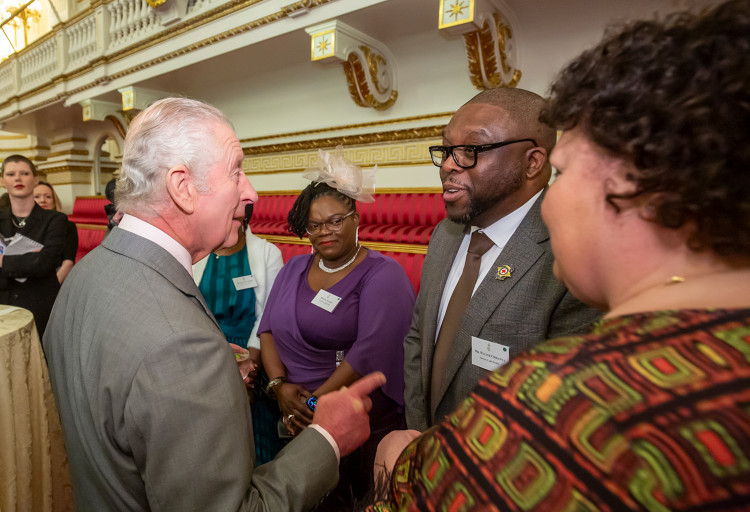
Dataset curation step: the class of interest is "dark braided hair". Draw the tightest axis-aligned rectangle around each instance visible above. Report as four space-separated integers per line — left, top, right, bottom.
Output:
287 182 356 238
541 0 750 258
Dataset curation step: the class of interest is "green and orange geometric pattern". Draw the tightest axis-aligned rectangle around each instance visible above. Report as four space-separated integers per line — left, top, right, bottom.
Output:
372 308 750 511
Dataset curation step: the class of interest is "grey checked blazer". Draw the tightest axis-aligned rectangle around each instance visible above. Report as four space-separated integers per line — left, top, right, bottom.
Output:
44 227 338 512
404 193 601 430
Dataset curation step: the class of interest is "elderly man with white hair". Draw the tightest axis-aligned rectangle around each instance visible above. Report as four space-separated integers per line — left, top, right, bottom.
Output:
44 97 384 512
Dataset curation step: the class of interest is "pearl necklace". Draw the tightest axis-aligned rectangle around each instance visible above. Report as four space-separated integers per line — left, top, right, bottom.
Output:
318 245 361 273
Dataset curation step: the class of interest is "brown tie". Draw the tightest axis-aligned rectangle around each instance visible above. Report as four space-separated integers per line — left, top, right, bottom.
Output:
430 230 495 412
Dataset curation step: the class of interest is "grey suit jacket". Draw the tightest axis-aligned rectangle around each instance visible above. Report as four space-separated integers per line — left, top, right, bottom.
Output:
404 193 601 430
43 228 338 512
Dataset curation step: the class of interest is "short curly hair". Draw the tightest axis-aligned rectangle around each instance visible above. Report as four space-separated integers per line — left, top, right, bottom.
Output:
542 0 750 258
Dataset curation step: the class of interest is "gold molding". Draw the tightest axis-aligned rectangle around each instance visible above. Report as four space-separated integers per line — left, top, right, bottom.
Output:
239 112 453 143
243 125 443 156
76 195 106 199
342 46 397 111
145 0 167 7
243 140 438 175
258 187 442 196
463 12 521 90
254 234 428 255
74 223 107 230
51 137 87 145
46 149 89 157
0 146 50 152
39 165 92 173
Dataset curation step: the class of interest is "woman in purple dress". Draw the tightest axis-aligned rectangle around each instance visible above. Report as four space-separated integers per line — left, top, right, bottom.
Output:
258 150 415 509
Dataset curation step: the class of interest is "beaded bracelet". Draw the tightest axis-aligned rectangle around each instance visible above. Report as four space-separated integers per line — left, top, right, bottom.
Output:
306 395 318 412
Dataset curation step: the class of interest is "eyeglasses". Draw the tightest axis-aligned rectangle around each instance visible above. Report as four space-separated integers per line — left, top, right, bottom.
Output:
428 138 538 169
306 210 355 235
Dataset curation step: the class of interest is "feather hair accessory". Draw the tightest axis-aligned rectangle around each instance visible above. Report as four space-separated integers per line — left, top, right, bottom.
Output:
301 145 376 203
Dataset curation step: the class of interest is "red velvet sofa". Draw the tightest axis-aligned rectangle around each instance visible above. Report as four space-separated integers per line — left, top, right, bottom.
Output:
68 196 109 262
252 190 445 291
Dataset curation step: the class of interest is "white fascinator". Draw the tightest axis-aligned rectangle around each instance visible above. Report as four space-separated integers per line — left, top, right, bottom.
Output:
302 145 377 203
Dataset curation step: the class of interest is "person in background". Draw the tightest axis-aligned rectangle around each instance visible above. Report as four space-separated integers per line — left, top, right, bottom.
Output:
258 147 415 510
43 98 385 512
34 180 79 283
0 155 66 337
368 0 750 509
192 203 286 464
404 87 600 431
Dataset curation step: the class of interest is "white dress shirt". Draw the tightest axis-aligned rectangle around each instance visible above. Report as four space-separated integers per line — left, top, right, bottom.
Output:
435 189 543 342
117 214 194 277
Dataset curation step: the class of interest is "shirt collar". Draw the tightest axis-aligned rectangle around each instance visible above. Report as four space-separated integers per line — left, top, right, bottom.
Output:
472 189 543 247
118 214 194 277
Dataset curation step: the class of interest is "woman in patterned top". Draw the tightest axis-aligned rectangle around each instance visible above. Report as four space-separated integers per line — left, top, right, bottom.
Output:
369 1 750 510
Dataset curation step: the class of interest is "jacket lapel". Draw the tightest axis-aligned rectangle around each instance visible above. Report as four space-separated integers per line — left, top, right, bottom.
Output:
421 221 467 394
102 228 221 330
432 193 550 413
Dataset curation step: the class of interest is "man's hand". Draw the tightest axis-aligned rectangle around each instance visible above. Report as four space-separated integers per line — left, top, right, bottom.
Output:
312 372 386 457
229 343 258 388
373 429 421 489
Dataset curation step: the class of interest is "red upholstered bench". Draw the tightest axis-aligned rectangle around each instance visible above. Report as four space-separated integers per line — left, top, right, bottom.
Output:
68 196 110 262
252 189 445 291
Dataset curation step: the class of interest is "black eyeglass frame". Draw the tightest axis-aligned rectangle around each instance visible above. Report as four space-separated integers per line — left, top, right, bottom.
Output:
428 138 538 169
305 210 356 236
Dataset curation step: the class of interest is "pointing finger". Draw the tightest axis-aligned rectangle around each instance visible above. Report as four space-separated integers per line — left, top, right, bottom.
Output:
348 372 386 399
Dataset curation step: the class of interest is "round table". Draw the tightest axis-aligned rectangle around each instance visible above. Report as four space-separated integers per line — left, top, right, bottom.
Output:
0 305 74 511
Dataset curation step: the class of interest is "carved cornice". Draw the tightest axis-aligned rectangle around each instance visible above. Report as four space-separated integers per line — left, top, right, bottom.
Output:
51 137 87 145
47 149 89 157
240 112 453 143
243 125 442 156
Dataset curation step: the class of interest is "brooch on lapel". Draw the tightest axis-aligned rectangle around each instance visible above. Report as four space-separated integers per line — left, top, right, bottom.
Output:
495 265 513 280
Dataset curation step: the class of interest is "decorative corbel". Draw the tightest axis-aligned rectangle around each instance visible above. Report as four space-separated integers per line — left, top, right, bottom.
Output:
80 99 122 122
117 86 166 112
438 0 521 90
304 20 398 111
146 0 189 26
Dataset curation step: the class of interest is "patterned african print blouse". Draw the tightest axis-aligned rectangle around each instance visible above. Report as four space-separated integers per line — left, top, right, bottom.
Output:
371 308 750 511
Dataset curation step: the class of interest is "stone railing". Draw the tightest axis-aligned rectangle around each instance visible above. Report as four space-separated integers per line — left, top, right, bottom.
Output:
0 0 228 103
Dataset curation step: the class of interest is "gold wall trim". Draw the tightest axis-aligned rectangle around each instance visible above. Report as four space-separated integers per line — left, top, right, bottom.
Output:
240 112 453 143
0 146 50 152
243 126 443 155
40 165 93 173
75 223 107 230
47 149 89 157
0 135 28 140
51 137 87 145
258 187 442 196
76 195 106 199
243 140 438 175
255 234 428 255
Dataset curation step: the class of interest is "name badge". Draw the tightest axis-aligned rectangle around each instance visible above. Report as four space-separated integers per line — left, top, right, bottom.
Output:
232 275 258 290
471 336 510 371
311 289 342 313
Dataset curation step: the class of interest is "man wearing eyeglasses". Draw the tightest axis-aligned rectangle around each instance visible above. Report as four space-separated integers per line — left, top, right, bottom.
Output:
404 88 600 430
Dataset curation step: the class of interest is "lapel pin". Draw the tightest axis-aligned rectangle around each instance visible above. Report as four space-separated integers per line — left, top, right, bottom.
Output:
495 265 513 280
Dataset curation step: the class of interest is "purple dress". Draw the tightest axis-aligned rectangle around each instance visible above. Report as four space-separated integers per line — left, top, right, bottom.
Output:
258 249 414 409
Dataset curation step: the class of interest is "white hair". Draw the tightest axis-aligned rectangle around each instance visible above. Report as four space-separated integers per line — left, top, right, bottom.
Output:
115 97 232 214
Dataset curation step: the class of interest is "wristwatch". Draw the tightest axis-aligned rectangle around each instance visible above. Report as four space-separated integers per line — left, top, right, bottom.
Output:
265 376 287 399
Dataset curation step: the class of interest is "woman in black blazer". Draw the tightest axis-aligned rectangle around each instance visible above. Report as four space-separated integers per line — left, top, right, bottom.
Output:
0 155 67 337
34 180 79 283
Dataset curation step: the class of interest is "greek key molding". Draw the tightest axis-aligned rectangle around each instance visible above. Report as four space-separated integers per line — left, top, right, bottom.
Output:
243 139 438 175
